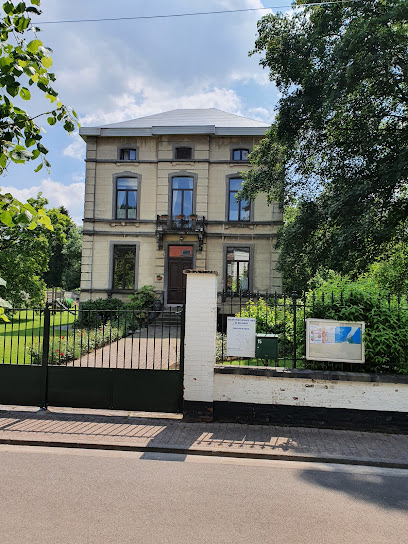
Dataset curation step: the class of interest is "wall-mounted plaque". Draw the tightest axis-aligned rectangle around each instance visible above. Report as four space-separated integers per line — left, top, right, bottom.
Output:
226 317 256 358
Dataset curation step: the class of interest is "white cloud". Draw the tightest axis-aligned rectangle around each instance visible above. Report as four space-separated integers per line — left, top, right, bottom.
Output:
1 179 85 224
247 106 274 123
63 132 85 161
80 85 245 126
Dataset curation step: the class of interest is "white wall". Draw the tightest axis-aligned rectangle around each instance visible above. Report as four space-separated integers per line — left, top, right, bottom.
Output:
214 372 408 412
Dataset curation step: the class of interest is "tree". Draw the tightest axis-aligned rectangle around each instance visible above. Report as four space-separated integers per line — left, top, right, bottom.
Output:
0 1 80 312
41 203 73 288
0 0 78 173
0 194 79 306
243 0 408 289
0 206 49 306
61 223 82 290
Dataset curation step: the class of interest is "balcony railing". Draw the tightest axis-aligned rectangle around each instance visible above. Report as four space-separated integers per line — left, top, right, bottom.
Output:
155 215 206 250
156 215 205 231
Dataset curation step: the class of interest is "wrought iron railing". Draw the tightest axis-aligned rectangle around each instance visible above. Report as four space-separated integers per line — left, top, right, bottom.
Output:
0 306 184 370
156 215 205 250
217 290 408 375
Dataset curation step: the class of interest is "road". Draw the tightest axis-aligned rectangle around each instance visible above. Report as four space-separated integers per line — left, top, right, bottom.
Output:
0 445 406 544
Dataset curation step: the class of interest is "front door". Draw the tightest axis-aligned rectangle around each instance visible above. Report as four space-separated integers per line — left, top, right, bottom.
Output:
167 245 193 304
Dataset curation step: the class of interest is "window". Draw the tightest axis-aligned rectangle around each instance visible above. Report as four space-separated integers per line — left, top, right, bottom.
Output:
228 178 250 221
119 148 137 161
116 177 137 219
232 149 249 161
174 147 192 160
171 176 194 217
112 245 136 290
226 247 250 292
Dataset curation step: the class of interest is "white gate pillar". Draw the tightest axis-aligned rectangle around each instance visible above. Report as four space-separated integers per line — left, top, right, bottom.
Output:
183 270 218 421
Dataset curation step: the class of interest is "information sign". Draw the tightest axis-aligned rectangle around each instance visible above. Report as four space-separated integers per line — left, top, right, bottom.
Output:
306 319 365 363
226 317 256 358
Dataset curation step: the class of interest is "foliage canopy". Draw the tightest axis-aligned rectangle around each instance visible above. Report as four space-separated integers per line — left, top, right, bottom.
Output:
0 0 78 174
243 0 408 289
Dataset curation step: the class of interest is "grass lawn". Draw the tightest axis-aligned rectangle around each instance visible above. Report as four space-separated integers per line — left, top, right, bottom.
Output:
216 358 301 369
0 310 76 365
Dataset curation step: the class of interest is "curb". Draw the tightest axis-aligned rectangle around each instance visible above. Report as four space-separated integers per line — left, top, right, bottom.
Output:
1 438 407 470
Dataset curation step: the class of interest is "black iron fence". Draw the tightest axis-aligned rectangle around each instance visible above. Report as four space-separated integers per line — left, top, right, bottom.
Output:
217 290 408 375
0 305 184 370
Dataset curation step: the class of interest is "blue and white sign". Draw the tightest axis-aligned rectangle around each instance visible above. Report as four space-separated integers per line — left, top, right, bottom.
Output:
306 319 365 363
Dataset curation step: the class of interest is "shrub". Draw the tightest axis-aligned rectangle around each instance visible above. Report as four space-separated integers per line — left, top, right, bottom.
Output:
237 297 294 359
125 286 161 329
76 298 125 328
303 272 408 374
127 285 158 310
28 319 126 365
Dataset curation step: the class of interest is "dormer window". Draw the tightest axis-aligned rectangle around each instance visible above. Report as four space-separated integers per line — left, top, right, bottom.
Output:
119 148 137 161
174 146 193 160
232 149 249 161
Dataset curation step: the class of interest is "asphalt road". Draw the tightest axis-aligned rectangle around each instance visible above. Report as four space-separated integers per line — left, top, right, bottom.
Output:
0 445 406 544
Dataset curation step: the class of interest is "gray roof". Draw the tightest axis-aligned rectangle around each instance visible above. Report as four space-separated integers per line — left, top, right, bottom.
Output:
79 108 270 138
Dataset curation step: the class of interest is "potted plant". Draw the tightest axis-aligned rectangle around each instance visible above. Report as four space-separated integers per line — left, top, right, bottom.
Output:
189 213 198 220
176 213 185 220
158 214 168 220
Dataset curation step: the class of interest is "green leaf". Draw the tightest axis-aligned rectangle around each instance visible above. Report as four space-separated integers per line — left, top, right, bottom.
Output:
6 84 19 97
25 137 36 147
34 162 43 172
47 116 56 126
41 56 53 69
26 7 42 15
19 87 31 100
45 92 57 103
0 210 13 226
26 39 43 54
3 2 14 15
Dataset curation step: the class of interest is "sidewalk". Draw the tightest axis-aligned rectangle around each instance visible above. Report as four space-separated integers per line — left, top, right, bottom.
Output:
0 405 407 469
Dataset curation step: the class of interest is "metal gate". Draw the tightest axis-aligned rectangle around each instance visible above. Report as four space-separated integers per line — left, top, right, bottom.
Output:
0 305 184 413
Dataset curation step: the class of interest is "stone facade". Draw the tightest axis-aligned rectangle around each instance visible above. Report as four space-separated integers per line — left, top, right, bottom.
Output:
79 110 282 303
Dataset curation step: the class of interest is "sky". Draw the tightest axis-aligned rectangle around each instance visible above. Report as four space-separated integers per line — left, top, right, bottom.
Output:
1 0 290 223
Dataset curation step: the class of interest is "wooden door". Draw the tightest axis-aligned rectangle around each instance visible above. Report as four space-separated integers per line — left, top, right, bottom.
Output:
167 246 193 304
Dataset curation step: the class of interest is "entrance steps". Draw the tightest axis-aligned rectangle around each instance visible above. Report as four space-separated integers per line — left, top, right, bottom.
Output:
157 308 183 326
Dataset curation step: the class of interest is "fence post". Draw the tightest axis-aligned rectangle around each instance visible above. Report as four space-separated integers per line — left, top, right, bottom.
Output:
40 303 51 409
292 291 298 369
183 270 218 422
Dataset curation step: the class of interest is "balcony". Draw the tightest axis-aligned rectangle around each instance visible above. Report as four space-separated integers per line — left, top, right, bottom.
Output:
155 215 206 251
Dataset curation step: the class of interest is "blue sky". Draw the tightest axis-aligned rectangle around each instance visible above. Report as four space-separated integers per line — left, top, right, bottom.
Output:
1 0 289 223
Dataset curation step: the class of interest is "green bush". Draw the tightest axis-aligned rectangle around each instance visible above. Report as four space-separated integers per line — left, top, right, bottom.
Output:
125 286 160 330
28 320 126 365
303 273 408 374
237 297 294 359
235 274 408 375
76 298 125 328
127 285 157 310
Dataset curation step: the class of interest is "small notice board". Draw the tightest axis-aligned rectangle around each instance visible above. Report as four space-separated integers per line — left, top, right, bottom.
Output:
226 317 256 358
306 319 365 363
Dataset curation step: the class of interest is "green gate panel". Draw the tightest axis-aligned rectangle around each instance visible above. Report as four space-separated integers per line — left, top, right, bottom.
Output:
0 365 44 406
112 370 183 413
47 367 183 413
48 367 112 409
